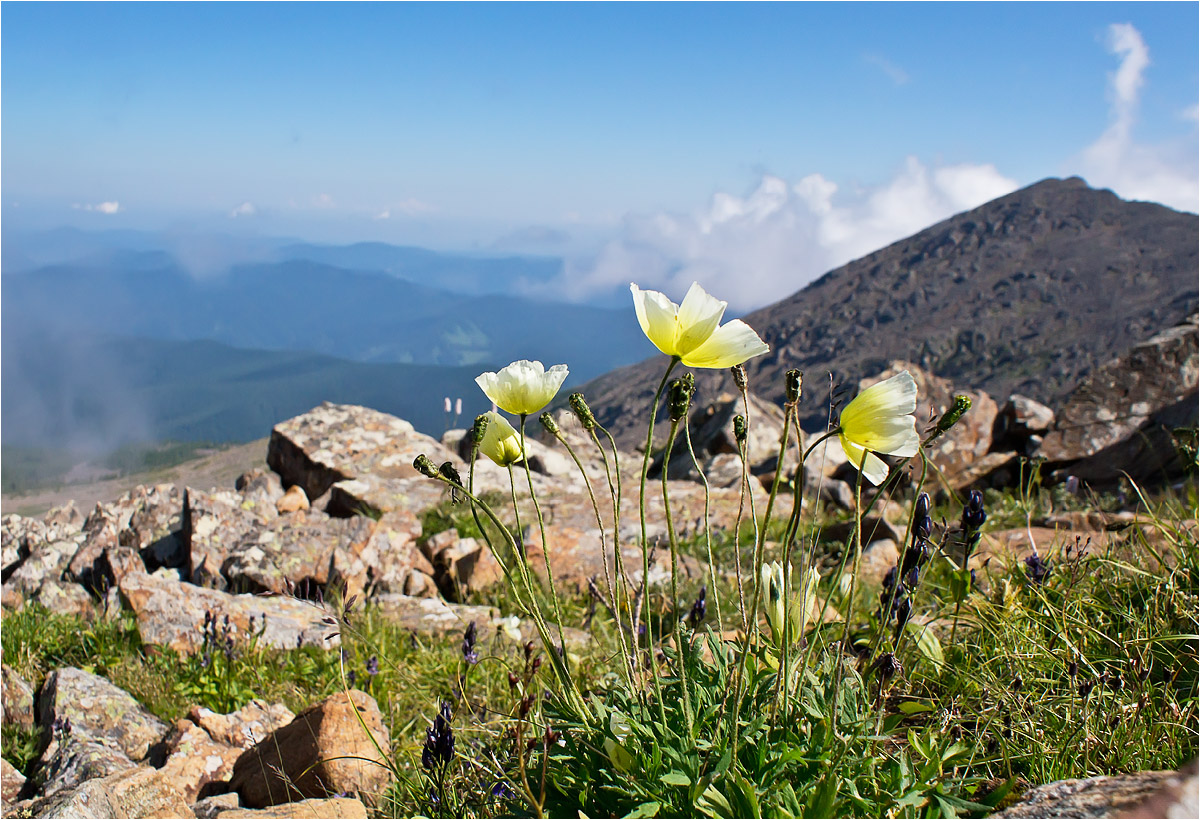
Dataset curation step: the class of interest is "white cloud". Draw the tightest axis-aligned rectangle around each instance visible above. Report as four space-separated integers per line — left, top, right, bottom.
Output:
557 158 1017 312
374 209 391 220
1076 23 1198 213
313 192 335 208
72 201 121 214
863 53 910 86
393 197 436 215
229 201 257 218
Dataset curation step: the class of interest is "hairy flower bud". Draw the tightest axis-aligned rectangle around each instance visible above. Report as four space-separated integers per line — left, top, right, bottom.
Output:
568 392 597 430
733 414 748 444
539 412 561 437
785 369 803 405
668 377 692 421
471 413 490 445
935 395 972 436
413 454 439 479
731 364 748 391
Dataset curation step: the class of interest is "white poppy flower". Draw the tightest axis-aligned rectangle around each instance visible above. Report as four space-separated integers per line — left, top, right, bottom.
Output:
630 282 769 368
838 370 920 486
477 411 524 467
475 359 569 416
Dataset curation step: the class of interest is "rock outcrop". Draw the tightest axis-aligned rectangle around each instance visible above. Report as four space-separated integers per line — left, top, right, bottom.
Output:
227 690 391 808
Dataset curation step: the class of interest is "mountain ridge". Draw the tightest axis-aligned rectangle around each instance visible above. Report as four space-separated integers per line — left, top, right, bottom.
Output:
572 177 1199 445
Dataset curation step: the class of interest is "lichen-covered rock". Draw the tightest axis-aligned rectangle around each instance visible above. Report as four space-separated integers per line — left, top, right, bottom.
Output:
193 793 242 819
183 489 268 589
992 394 1056 455
228 690 391 809
353 510 434 597
32 578 96 618
2 664 36 729
36 735 135 799
118 569 337 655
993 767 1193 818
220 510 373 597
38 667 169 762
187 701 295 751
157 720 243 804
1040 314 1198 463
267 402 459 505
214 797 368 818
370 593 500 638
236 469 285 510
1053 390 1199 487
23 765 194 819
2 756 26 806
275 485 310 514
2 530 86 606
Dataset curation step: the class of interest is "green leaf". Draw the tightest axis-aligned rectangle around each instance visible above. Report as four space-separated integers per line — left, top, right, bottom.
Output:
898 700 935 715
625 801 661 818
661 772 691 787
906 621 945 668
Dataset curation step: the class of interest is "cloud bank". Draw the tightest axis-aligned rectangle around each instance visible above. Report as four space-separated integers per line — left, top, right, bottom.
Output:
72 201 121 214
1076 23 1198 214
558 158 1018 312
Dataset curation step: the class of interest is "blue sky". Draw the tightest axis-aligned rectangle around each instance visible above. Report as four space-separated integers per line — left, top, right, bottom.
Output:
2 2 1197 308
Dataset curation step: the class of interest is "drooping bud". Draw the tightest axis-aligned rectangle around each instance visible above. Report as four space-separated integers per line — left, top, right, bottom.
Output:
439 462 463 486
785 369 802 405
568 392 597 430
730 364 748 391
733 414 748 444
539 412 560 437
471 413 490 445
413 454 439 479
934 395 972 436
668 377 692 422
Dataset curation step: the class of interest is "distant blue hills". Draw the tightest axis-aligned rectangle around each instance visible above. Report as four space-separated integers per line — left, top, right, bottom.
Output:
1 229 650 450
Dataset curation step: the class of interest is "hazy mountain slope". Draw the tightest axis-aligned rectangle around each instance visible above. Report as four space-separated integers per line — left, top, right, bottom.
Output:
573 177 1199 445
276 241 562 295
1 329 492 448
1 256 647 374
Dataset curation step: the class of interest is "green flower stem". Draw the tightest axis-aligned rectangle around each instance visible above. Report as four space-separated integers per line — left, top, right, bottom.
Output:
776 426 842 721
638 356 680 715
661 416 696 735
592 425 634 634
441 470 589 721
683 417 722 634
729 405 794 763
520 414 569 667
734 384 758 632
829 451 869 728
552 428 635 690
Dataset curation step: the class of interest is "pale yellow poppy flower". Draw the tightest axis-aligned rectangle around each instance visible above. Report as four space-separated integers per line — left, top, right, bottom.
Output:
477 411 525 467
630 282 769 368
838 370 920 486
475 359 569 416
